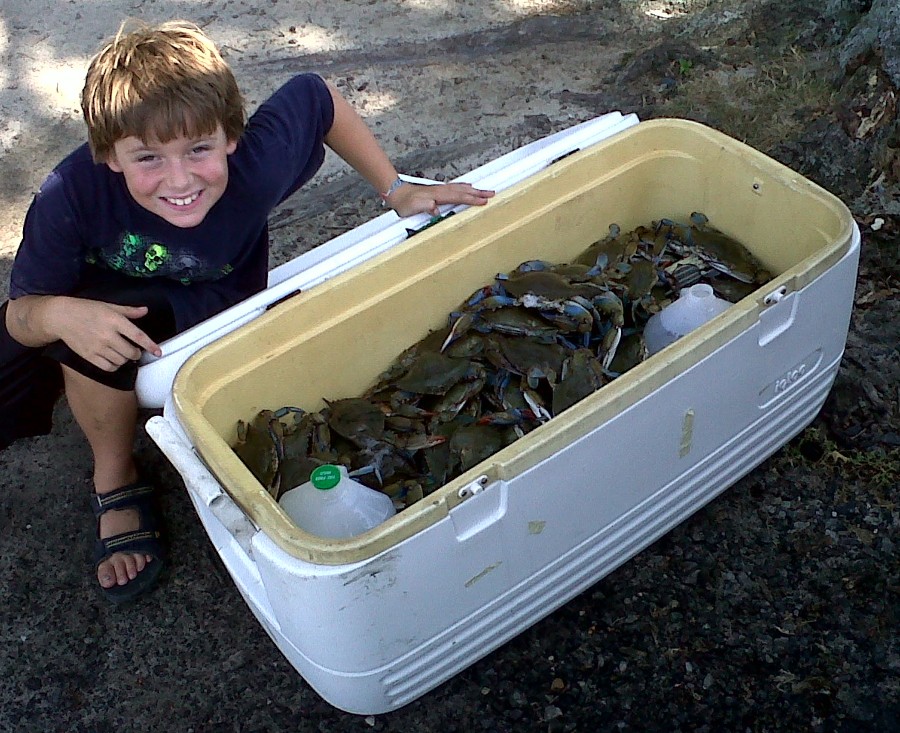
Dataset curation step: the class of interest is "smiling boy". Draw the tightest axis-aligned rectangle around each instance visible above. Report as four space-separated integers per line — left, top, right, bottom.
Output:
108 128 238 229
0 21 492 603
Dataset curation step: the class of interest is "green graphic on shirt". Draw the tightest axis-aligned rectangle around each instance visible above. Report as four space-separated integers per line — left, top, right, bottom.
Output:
86 231 234 285
122 232 142 257
144 243 169 271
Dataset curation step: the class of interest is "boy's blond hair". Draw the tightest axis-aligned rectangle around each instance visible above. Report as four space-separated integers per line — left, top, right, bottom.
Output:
82 20 245 162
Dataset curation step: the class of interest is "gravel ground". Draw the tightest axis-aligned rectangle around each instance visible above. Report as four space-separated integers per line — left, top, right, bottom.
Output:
0 1 897 731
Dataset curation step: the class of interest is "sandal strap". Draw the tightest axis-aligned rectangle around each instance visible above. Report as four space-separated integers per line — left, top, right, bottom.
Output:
90 481 155 517
96 529 163 560
93 481 165 566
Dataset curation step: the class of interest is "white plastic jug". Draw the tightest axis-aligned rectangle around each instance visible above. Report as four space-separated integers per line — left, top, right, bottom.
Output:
643 283 732 355
278 464 396 538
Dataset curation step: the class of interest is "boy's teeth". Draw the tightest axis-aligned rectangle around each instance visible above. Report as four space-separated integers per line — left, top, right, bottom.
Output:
167 193 199 206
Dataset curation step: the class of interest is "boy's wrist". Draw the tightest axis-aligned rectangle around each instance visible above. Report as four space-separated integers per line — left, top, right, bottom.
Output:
380 177 407 205
38 295 69 343
7 293 62 347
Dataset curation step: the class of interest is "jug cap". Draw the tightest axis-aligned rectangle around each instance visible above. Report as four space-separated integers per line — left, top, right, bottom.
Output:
311 464 341 490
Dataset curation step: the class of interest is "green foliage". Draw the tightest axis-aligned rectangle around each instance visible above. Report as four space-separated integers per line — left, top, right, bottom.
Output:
786 425 900 492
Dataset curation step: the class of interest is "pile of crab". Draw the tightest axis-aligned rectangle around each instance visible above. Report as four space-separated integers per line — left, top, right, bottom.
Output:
233 213 771 509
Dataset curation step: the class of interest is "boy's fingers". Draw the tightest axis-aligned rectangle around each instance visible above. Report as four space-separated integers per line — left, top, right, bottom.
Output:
389 182 495 218
110 303 163 357
432 182 495 205
123 326 162 358
112 303 150 318
98 338 142 368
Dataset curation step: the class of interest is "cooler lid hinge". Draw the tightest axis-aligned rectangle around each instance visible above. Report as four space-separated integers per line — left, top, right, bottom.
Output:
458 475 489 500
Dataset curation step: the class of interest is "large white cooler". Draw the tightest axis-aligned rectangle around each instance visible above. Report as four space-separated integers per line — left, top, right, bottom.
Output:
146 117 860 715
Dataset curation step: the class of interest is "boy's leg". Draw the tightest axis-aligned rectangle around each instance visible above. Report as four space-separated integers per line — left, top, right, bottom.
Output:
61 366 151 589
43 279 177 595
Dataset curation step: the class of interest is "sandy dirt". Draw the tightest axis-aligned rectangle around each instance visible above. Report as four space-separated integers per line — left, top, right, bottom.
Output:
0 0 634 283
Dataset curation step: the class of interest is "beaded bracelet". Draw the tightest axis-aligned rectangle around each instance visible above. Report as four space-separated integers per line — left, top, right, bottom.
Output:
380 177 407 203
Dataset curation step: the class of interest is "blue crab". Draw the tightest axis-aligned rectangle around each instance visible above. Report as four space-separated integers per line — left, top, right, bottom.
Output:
395 352 474 395
233 409 282 497
234 213 772 513
552 348 607 416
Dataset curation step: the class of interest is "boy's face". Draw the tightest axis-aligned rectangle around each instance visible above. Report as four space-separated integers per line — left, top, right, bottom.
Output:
106 124 238 228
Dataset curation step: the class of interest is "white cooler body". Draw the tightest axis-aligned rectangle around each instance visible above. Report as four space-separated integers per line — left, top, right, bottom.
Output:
146 116 860 715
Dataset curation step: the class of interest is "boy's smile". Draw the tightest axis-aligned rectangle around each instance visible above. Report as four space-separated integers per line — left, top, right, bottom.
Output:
106 125 237 228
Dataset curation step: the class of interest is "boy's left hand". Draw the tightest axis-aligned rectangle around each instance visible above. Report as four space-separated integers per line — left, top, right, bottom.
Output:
385 181 494 218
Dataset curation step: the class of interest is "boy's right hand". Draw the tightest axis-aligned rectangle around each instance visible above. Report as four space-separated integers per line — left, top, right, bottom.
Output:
52 298 163 371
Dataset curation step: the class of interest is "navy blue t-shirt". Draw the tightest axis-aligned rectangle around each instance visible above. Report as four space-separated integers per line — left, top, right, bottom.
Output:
9 73 335 330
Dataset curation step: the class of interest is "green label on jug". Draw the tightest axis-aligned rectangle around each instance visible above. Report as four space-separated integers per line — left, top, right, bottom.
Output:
311 464 341 490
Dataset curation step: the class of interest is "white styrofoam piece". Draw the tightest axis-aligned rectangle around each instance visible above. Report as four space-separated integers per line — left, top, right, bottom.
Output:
135 112 639 408
148 223 860 714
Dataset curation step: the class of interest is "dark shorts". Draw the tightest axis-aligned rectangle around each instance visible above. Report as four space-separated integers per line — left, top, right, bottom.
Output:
0 281 178 451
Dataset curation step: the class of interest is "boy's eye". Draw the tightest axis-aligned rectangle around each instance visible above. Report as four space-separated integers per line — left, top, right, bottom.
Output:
136 154 158 163
191 144 212 154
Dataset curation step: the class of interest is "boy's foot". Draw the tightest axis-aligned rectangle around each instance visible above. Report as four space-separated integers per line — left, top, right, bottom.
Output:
97 504 153 588
91 481 165 603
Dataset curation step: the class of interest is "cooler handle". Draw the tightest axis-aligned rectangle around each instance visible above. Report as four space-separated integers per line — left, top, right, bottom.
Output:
146 416 284 633
145 416 259 554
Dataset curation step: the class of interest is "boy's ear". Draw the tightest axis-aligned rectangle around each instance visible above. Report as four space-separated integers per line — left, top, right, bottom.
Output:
106 155 124 174
226 138 238 155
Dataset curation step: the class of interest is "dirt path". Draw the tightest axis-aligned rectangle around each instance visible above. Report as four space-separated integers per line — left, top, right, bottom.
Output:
0 1 635 284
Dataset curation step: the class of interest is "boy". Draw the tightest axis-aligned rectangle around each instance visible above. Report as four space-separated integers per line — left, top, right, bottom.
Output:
0 21 493 603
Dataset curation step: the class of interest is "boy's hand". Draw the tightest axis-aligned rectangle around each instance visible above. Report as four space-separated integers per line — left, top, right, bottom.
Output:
323 82 494 218
51 298 163 371
384 181 495 218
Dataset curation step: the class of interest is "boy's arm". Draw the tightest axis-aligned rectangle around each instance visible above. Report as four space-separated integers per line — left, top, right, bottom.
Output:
6 294 162 371
323 82 494 217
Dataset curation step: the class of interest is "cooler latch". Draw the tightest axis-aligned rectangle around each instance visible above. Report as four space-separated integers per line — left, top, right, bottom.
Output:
451 475 506 542
758 286 797 346
458 475 489 500
763 285 787 305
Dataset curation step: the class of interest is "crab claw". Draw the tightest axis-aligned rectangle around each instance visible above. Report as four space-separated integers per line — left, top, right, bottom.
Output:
600 326 622 370
441 311 475 352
